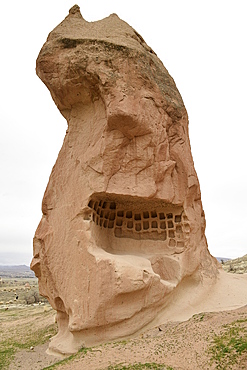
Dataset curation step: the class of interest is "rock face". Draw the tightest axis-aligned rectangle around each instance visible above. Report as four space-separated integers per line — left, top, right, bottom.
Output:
31 5 219 355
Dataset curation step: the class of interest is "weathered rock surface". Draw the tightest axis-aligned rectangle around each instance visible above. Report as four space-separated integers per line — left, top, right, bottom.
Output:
31 5 219 355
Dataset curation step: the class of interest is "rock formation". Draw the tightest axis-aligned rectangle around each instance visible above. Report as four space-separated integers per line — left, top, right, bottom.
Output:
31 5 219 355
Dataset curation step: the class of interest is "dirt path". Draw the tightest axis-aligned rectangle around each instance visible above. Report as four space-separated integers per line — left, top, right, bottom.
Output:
0 305 59 369
5 305 247 370
8 342 59 370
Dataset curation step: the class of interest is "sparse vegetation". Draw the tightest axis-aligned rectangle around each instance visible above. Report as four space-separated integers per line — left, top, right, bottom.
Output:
209 318 247 369
107 364 172 369
1 265 247 369
0 345 15 370
2 305 247 369
192 312 205 322
0 275 48 306
0 307 57 369
222 254 247 274
42 347 91 370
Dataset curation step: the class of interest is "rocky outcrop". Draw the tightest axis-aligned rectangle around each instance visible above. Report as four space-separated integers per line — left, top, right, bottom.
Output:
222 255 247 274
31 5 219 355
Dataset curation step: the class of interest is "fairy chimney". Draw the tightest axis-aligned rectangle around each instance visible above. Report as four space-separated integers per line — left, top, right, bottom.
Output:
31 5 219 355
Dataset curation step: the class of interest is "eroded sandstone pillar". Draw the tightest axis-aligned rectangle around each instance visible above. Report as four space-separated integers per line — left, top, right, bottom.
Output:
31 5 218 355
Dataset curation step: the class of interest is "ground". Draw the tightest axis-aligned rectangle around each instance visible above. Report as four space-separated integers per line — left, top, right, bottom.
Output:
1 268 247 369
1 300 247 369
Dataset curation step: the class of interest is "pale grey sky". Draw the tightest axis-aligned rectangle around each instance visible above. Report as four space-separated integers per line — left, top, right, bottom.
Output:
1 0 246 265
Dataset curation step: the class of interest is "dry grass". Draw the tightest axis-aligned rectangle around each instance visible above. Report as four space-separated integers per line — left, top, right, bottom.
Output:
1 267 247 369
222 254 247 274
2 303 246 370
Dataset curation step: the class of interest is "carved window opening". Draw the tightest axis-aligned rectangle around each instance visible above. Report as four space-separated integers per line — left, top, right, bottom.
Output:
87 196 189 246
143 221 149 230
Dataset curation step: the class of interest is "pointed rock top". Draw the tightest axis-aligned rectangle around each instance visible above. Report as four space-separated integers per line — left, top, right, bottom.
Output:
69 4 81 15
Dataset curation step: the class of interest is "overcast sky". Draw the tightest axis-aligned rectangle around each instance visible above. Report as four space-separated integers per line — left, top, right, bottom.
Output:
1 1 246 265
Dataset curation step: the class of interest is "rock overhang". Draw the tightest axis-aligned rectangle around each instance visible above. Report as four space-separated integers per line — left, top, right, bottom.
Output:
37 5 185 122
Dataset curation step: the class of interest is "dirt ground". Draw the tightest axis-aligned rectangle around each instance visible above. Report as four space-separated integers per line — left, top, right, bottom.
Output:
2 304 247 370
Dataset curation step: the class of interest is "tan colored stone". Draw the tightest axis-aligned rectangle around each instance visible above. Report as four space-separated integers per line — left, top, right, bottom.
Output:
31 5 219 355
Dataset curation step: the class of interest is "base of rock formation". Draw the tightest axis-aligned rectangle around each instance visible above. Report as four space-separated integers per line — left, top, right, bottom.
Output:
46 269 247 356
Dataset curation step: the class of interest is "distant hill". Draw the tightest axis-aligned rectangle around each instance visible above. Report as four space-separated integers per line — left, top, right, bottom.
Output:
0 265 35 278
221 254 247 274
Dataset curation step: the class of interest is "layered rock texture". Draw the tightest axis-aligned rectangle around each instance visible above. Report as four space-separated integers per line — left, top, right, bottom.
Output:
31 5 219 355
